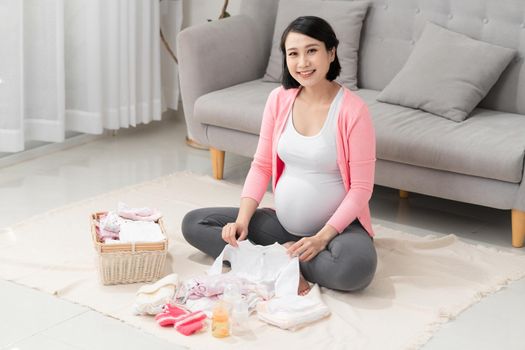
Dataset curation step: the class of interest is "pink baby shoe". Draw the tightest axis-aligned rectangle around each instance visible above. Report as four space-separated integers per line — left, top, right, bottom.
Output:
154 304 188 327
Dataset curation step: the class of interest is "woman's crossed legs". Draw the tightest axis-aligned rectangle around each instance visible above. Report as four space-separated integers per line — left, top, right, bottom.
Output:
181 207 377 294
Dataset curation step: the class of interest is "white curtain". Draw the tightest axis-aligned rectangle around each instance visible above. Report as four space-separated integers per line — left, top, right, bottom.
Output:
0 0 182 153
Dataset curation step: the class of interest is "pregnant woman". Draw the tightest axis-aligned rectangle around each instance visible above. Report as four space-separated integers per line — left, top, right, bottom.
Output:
182 16 377 295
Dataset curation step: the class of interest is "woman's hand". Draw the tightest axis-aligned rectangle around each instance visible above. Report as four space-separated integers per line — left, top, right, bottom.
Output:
222 197 258 247
287 225 339 262
221 221 248 247
286 235 327 262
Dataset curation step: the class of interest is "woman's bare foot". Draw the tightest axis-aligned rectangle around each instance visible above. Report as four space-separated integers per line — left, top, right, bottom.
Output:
282 241 311 296
298 273 311 296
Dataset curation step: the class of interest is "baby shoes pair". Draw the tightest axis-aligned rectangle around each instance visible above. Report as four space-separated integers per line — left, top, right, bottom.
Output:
155 304 207 336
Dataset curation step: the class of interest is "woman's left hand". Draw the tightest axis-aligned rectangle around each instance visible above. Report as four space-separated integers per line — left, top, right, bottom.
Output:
286 225 339 262
286 235 327 262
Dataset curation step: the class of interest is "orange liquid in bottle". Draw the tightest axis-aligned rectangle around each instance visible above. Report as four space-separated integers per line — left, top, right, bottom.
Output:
212 301 230 338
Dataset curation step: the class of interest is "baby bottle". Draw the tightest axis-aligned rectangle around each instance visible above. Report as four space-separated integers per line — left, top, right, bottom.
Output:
222 282 241 311
231 299 250 336
212 300 230 338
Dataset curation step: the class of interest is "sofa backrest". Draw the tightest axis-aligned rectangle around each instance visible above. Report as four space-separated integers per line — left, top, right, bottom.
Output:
357 0 525 115
241 0 525 115
240 0 280 76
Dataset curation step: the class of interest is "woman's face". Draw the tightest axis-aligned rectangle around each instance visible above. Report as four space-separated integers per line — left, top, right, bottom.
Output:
284 32 335 88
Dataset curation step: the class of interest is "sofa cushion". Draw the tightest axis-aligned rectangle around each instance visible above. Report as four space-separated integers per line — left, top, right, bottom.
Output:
195 80 280 135
262 0 369 90
357 89 525 183
356 0 525 117
376 22 516 122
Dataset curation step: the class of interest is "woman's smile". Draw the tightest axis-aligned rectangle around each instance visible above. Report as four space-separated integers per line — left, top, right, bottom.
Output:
297 69 316 78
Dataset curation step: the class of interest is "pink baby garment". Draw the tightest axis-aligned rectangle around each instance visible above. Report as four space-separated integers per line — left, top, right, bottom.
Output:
186 274 252 299
118 202 162 222
95 212 124 242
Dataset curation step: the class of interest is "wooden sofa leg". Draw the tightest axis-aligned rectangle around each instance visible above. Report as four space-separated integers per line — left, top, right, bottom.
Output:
511 209 525 248
210 147 225 180
185 136 209 150
399 190 409 199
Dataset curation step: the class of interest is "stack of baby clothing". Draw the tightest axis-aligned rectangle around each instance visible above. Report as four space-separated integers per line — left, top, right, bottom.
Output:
95 202 163 243
177 241 331 330
132 241 331 337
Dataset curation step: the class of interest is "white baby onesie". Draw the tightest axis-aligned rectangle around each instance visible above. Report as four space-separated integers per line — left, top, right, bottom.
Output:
208 240 300 298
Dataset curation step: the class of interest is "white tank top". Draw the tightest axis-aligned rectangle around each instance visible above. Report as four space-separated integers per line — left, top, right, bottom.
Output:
275 88 346 236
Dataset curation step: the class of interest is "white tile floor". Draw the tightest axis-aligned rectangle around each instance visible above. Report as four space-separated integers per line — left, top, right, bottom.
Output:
0 109 524 350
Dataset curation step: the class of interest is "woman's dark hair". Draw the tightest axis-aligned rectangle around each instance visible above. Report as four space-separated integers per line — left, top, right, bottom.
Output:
280 16 341 89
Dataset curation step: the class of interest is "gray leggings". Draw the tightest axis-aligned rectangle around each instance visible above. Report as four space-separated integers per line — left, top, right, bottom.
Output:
181 207 377 292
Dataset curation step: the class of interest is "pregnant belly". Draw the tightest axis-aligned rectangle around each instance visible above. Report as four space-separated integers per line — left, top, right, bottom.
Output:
274 170 345 236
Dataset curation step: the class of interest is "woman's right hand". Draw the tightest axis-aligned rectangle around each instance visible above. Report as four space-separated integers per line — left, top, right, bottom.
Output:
221 221 248 247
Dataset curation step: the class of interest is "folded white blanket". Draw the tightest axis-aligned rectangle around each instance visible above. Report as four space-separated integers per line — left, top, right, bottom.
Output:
133 273 179 315
256 284 330 330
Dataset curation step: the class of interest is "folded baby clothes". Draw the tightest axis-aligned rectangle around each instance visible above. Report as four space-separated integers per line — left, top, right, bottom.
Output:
133 273 179 315
119 221 164 243
256 284 330 330
187 273 254 299
99 212 124 233
118 202 162 222
95 226 119 242
95 212 124 242
179 274 263 317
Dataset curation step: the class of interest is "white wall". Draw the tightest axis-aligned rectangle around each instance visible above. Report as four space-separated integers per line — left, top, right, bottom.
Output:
182 0 242 28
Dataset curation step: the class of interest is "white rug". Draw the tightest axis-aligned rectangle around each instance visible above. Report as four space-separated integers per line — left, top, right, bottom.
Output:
1 172 525 350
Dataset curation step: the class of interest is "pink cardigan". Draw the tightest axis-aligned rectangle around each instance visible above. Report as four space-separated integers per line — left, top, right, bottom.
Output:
241 86 376 236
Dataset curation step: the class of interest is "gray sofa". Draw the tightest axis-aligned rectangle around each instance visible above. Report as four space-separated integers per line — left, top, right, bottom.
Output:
177 0 525 247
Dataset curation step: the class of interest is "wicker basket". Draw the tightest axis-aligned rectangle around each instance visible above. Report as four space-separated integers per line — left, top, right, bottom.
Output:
91 212 168 285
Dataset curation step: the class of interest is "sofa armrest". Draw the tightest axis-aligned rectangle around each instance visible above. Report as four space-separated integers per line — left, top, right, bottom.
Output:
177 15 267 144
